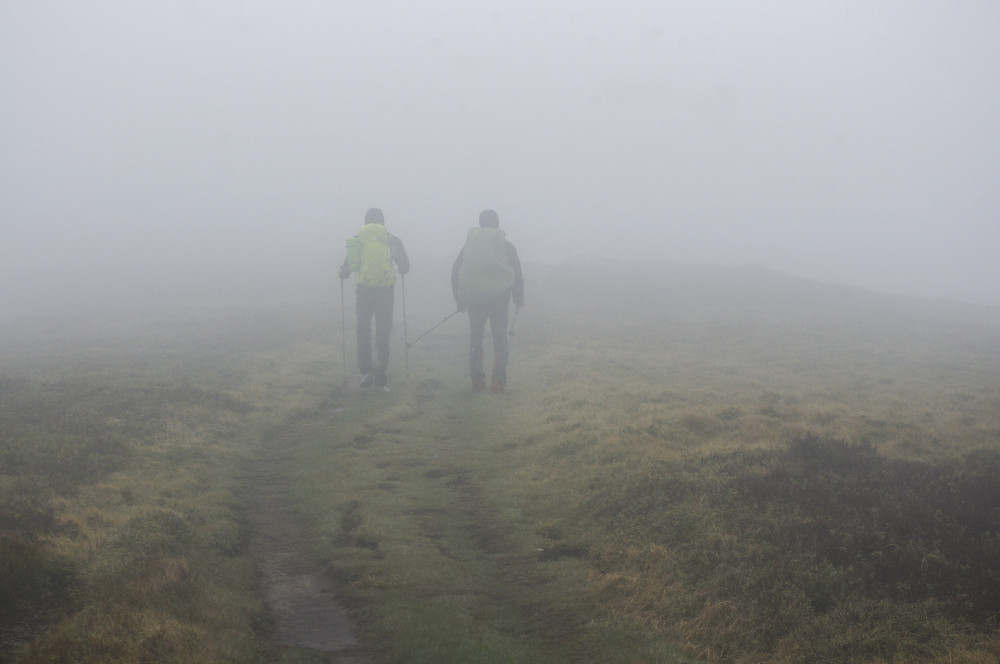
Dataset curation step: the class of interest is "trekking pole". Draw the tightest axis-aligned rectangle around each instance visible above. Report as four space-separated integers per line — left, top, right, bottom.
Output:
401 274 410 381
508 307 519 337
407 308 461 348
339 277 348 386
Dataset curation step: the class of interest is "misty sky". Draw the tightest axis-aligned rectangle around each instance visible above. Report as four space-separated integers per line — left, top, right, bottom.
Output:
2 1 999 310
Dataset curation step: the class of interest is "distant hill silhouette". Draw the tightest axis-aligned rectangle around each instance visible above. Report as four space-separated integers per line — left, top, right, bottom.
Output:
532 256 1000 329
5 250 998 336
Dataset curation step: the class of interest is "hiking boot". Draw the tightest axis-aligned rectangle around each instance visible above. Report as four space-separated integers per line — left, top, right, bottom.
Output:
359 373 375 388
472 379 486 392
491 382 504 394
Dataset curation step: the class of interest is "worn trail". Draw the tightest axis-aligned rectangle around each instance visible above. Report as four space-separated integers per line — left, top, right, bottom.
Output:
240 400 372 663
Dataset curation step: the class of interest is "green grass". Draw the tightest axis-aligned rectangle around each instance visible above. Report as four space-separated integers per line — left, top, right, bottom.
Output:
0 307 339 662
280 301 1000 662
281 380 695 663
3 273 1000 662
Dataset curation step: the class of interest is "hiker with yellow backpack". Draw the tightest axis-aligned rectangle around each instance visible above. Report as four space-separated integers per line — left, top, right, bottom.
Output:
339 207 410 389
452 209 524 393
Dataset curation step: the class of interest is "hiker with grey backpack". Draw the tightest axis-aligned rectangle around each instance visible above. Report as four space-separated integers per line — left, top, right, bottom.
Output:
452 209 524 393
339 207 410 390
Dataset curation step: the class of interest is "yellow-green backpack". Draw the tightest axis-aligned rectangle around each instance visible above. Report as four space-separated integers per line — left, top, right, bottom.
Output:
350 224 395 287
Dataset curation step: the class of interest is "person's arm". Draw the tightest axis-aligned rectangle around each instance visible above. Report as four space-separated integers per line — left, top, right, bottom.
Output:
340 234 359 279
390 235 410 275
508 242 524 308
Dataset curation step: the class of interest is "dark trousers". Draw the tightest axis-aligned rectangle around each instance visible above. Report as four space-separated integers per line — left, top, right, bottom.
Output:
356 285 394 386
468 298 509 386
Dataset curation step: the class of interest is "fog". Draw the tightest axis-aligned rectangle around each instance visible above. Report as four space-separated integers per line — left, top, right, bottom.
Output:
3 1 999 317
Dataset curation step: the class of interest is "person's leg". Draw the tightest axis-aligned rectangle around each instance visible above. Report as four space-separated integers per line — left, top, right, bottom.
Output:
467 306 489 390
488 300 510 390
355 287 375 381
373 287 395 387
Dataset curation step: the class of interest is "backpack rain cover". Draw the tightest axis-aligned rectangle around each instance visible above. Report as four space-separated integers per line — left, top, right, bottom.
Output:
457 227 514 305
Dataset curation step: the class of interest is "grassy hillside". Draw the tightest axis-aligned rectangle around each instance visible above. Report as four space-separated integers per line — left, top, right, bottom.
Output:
305 260 1000 663
2 260 999 662
0 306 340 662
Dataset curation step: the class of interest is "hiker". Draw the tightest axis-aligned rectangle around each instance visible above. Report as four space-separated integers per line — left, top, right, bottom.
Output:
451 209 524 393
339 207 410 389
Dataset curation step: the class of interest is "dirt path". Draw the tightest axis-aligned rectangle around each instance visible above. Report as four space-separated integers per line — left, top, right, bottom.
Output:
240 400 374 663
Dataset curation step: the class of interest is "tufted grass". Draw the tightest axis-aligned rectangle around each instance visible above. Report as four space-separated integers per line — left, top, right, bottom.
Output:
284 289 1000 662
2 269 1000 663
0 307 339 663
